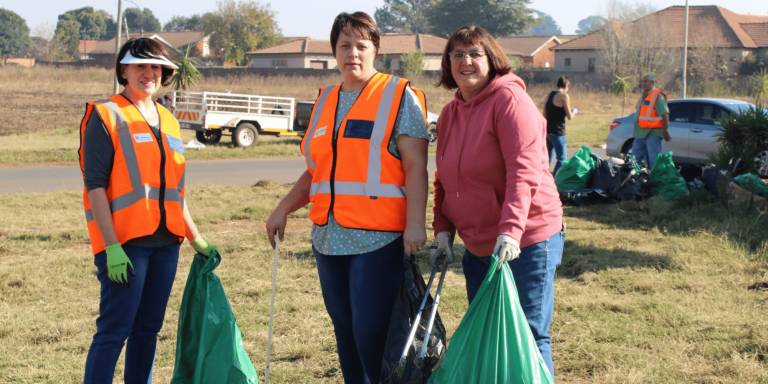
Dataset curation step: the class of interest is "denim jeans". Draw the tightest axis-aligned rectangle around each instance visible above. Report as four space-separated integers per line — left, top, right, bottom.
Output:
314 237 404 384
84 243 180 384
547 134 568 176
631 133 663 169
462 230 564 379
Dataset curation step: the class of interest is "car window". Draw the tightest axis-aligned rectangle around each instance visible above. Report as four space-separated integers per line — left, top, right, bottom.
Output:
668 102 694 123
694 103 730 126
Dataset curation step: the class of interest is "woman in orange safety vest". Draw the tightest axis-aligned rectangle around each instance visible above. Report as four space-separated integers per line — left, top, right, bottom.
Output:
78 38 217 383
266 12 430 383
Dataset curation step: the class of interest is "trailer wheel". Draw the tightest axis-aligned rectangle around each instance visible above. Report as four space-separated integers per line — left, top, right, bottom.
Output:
427 123 437 146
233 123 258 147
196 129 222 143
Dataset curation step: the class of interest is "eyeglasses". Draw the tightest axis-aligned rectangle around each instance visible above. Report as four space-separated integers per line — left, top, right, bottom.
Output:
449 50 486 62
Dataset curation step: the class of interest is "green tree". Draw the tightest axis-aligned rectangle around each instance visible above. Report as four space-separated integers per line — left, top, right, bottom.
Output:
400 50 425 79
52 17 80 60
164 14 206 32
58 7 108 40
374 0 434 33
530 11 561 35
610 75 634 115
575 15 606 34
427 0 537 37
752 68 768 105
206 0 282 66
0 8 31 62
124 8 162 34
98 10 117 40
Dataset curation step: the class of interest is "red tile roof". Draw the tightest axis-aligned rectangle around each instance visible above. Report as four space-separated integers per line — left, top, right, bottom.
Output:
78 40 99 54
740 23 768 47
496 36 559 56
248 34 455 55
89 32 208 54
554 6 768 51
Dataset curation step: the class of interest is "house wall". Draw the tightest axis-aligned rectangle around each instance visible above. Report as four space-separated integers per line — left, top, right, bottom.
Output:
3 58 35 67
250 54 337 69
532 40 558 68
554 50 600 72
375 55 442 71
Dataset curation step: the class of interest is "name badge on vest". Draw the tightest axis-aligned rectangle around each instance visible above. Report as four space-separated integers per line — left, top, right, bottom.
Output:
133 133 154 143
314 126 327 138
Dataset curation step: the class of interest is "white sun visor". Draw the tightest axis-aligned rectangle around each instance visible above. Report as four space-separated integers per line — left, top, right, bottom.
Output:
120 51 179 70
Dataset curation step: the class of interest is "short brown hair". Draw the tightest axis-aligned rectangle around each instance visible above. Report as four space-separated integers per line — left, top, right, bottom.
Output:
330 12 380 57
115 38 175 87
436 25 512 90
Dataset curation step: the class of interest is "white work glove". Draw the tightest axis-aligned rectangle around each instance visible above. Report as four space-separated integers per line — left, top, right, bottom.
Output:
493 234 520 270
429 232 454 267
572 108 578 115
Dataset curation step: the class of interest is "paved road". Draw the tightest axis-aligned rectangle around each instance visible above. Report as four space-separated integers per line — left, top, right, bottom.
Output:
0 148 606 194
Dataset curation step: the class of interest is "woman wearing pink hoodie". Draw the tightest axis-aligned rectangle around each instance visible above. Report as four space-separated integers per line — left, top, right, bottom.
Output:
428 25 564 378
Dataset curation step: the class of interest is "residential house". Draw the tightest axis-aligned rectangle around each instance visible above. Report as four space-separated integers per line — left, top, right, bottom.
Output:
551 6 768 73
248 33 487 71
81 31 211 67
496 35 564 68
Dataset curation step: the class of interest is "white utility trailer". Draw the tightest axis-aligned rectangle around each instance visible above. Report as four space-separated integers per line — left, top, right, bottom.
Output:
172 90 304 147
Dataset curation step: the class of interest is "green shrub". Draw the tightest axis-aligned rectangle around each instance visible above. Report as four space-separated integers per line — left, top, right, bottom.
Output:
400 50 425 80
710 104 768 175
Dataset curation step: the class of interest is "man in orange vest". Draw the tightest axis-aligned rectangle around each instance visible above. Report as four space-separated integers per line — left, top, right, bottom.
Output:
632 73 669 168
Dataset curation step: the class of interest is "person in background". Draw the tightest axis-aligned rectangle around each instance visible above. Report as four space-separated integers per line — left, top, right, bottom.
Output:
541 76 575 176
79 37 217 383
428 24 564 378
265 11 429 384
157 94 174 112
632 73 669 168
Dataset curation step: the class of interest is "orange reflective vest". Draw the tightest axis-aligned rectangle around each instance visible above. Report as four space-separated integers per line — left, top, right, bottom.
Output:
301 73 427 231
78 94 189 255
636 88 668 129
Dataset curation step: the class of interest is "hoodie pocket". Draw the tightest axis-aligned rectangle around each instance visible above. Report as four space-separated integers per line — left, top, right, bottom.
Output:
442 187 502 236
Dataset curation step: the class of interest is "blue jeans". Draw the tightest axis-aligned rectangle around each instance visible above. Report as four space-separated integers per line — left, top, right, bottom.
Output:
314 237 405 384
547 134 567 176
631 133 662 169
84 243 180 384
462 230 564 379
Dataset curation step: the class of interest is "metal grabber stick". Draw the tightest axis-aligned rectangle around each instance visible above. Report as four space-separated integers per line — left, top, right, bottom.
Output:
265 232 279 384
394 249 446 377
415 251 449 368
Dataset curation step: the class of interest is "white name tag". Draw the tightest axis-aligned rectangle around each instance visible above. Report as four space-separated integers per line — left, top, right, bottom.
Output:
133 133 154 143
314 126 327 138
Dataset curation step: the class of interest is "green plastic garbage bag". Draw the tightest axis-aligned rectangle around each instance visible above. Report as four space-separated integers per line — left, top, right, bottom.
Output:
427 255 554 384
649 152 689 200
555 145 596 192
171 251 258 384
733 174 768 198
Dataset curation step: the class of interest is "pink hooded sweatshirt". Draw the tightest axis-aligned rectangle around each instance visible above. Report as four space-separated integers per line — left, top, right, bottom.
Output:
432 73 563 256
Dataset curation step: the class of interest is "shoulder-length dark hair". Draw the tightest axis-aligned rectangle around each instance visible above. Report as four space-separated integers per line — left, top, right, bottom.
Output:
330 12 380 57
115 38 175 87
436 25 512 90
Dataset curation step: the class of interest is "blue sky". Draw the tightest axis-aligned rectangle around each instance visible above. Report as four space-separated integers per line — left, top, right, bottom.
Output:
10 0 768 39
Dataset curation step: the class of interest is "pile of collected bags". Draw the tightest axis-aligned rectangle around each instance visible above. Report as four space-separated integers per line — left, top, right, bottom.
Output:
556 145 768 206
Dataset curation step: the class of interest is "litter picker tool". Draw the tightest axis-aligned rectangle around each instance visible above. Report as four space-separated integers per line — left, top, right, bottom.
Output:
265 232 279 384
395 249 448 377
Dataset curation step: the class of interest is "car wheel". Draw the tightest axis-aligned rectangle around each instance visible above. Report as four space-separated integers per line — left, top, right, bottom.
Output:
196 129 222 143
621 139 634 155
755 150 768 179
233 123 258 147
427 123 437 146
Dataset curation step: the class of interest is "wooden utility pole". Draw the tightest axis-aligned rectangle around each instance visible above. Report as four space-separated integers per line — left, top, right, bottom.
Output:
113 0 124 94
682 0 689 99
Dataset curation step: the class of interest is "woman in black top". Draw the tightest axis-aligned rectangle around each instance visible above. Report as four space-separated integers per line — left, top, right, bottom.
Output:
541 76 574 176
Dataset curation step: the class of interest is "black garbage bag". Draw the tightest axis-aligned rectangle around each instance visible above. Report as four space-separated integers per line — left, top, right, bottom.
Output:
381 255 446 384
700 164 722 198
678 164 703 183
559 189 613 206
589 155 616 191
610 164 649 201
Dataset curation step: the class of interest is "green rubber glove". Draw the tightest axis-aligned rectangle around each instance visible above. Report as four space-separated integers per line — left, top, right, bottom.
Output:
191 236 218 258
105 244 136 288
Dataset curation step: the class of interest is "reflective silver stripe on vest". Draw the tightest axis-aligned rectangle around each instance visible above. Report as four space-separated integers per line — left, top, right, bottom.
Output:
304 86 335 172
85 209 94 223
367 76 401 185
310 181 406 198
178 170 185 208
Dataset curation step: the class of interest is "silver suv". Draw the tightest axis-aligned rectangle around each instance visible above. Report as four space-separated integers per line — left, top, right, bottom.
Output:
606 98 754 165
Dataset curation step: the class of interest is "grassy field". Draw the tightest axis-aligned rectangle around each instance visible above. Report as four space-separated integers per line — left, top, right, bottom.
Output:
0 65 633 166
1 183 766 383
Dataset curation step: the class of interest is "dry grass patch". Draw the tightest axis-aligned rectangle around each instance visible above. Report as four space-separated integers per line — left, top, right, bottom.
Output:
1 184 767 383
